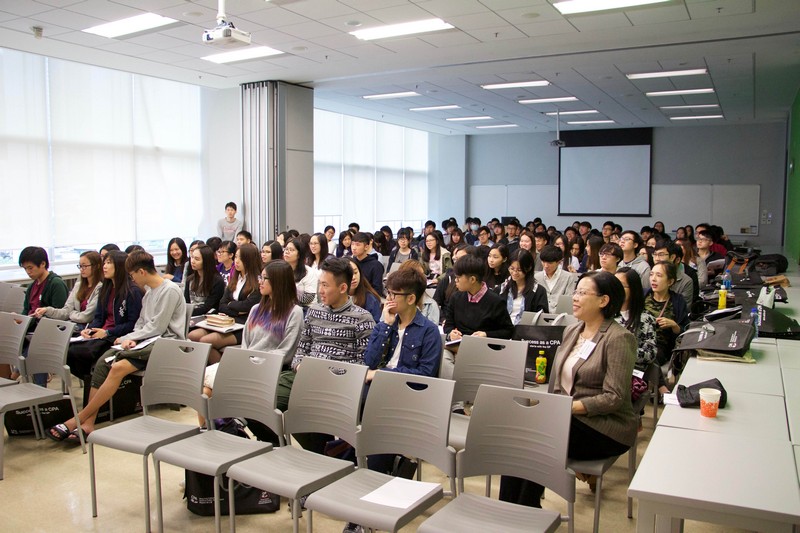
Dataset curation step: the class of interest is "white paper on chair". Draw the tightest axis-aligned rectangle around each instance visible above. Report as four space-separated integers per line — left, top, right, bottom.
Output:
360 477 440 509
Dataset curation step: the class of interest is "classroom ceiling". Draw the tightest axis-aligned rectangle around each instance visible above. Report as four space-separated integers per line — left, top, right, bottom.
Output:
1 0 799 135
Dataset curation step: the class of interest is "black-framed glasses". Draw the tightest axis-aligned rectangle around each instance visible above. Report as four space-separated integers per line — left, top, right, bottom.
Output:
386 291 411 299
77 264 91 269
257 275 270 283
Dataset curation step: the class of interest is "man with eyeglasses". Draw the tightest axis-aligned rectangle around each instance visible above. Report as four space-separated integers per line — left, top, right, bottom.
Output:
618 231 650 291
476 226 494 247
653 241 695 306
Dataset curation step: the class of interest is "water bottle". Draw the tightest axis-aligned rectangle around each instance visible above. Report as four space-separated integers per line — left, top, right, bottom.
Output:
722 269 733 292
750 307 760 338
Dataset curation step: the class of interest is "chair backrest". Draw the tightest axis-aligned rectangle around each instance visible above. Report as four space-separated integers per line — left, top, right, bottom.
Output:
0 284 25 314
359 371 455 476
0 312 33 366
518 311 544 326
24 317 73 379
285 357 367 448
556 294 574 315
184 303 196 338
207 347 285 443
140 338 210 414
378 255 389 270
388 262 402 275
459 385 575 503
452 336 527 404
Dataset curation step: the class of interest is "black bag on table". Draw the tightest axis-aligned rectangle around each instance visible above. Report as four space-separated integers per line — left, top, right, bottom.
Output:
725 250 759 275
753 254 789 276
749 305 800 339
512 323 565 384
676 378 728 409
184 419 280 516
673 317 755 358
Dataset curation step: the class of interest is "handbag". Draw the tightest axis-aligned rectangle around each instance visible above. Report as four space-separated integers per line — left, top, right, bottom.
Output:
184 419 280 516
749 305 800 339
512 323 565 383
631 375 648 402
673 317 755 357
725 250 758 275
676 378 727 408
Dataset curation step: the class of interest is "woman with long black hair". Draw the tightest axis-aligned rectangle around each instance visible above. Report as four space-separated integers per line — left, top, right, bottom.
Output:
185 244 225 316
283 238 318 309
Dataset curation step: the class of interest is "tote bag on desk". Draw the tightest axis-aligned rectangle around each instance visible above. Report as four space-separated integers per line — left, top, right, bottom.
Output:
513 324 565 384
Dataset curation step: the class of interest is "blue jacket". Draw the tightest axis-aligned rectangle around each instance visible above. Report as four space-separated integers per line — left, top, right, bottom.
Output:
364 310 442 377
89 285 143 338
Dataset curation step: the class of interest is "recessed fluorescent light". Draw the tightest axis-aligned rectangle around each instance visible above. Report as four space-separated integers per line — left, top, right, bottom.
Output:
446 116 492 122
545 110 599 116
350 18 453 41
409 105 461 111
202 46 284 64
481 80 550 90
669 115 724 121
567 120 615 125
362 91 420 100
519 96 579 104
660 104 720 110
83 13 179 38
627 68 708 80
553 0 669 15
646 88 715 97
476 124 519 129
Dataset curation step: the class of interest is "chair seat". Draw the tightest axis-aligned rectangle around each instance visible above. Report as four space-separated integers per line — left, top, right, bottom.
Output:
447 412 469 450
153 429 272 476
0 383 62 411
567 455 619 478
228 445 355 500
0 377 18 387
418 492 561 533
87 415 200 455
304 468 443 532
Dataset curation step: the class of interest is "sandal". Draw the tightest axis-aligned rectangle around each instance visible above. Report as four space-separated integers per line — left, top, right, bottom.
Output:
65 428 89 444
46 423 72 442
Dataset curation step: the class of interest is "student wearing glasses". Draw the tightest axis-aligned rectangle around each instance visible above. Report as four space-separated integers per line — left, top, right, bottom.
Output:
500 271 637 504
215 240 237 284
618 231 651 291
598 243 624 275
476 225 494 247
652 241 695 307
33 250 103 328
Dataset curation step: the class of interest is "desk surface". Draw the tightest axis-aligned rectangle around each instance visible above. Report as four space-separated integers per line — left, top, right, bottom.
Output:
678 356 784 397
657 391 788 440
783 368 800 445
629 426 800 529
778 339 800 369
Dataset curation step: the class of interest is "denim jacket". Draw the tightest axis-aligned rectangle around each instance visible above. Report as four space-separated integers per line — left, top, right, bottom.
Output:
364 310 442 377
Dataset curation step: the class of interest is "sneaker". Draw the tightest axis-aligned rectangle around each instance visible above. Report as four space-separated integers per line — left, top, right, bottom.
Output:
342 523 365 533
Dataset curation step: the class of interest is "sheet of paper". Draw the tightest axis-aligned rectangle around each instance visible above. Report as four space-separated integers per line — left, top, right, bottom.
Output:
110 336 160 351
69 336 89 343
359 477 440 509
663 393 681 406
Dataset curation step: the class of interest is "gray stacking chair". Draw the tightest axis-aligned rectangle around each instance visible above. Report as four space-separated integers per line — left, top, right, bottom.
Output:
0 317 79 479
227 357 368 533
0 312 32 387
418 385 575 533
303 371 456 533
87 338 210 533
153 347 284 533
0 283 25 314
448 336 527 452
556 294 575 315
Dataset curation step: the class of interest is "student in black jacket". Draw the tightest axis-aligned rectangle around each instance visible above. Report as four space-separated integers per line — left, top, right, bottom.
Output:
351 232 385 295
500 249 548 324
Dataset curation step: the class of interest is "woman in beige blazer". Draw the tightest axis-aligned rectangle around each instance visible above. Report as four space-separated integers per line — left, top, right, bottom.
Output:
500 271 637 507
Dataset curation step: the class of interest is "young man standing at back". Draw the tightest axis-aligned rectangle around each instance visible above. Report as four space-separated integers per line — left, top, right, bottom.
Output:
217 201 243 241
351 232 385 295
48 251 186 443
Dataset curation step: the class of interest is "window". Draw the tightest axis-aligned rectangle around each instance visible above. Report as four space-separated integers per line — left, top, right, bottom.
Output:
0 48 201 268
313 109 428 236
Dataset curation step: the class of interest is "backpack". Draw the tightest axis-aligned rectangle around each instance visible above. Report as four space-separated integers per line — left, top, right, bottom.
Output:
753 254 789 276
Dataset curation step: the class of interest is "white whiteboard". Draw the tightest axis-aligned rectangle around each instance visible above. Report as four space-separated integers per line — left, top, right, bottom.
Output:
468 184 759 236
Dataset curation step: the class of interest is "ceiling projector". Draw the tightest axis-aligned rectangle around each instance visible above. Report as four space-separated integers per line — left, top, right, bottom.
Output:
202 20 251 48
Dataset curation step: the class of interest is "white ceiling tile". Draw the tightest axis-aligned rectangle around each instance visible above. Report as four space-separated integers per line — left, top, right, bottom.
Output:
30 8 104 29
479 0 549 9
328 42 396 59
686 0 754 19
109 0 185 11
372 37 437 54
280 0 357 19
48 28 114 45
0 11 20 22
418 29 479 48
515 19 577 37
495 4 565 24
65 0 143 21
280 20 341 39
447 10 509 30
34 0 84 7
338 0 407 9
318 13 383 33
124 32 191 50
249 28 305 46
366 3 439 24
159 23 206 42
239 6 309 27
138 48 193 64
96 39 155 56
464 25 527 42
0 17 73 36
412 0 489 18
626 4 690 25
0 0 53 17
567 12 632 32
155 4 218 25
170 42 219 57
307 31 363 49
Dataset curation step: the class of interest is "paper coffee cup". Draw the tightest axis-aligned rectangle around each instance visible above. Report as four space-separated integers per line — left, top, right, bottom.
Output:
699 388 721 418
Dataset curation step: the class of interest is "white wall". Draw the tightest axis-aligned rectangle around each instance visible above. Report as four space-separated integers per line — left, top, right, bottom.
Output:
428 123 787 246
428 134 467 226
200 87 242 239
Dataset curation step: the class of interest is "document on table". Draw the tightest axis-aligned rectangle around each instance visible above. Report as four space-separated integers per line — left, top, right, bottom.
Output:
110 336 160 351
663 393 681 406
360 477 440 509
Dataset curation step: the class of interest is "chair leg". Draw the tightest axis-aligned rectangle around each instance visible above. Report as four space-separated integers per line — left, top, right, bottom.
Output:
213 474 222 533
567 501 575 533
151 457 158 533
628 435 637 519
89 443 97 516
592 475 603 533
68 394 87 453
0 412 5 480
292 498 300 533
306 510 313 533
484 475 492 497
228 476 236 533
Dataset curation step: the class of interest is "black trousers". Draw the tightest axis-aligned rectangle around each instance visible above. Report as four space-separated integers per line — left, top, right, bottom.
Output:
499 417 630 508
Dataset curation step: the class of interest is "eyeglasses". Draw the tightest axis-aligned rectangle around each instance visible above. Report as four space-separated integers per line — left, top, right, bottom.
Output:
572 289 599 298
508 266 522 273
652 252 670 258
77 264 92 270
217 250 230 255
618 236 633 243
257 275 270 283
386 291 411 299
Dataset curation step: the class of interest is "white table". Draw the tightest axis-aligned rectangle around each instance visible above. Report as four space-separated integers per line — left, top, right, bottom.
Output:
795 446 800 481
657 391 788 440
629 426 800 533
678 356 785 397
778 339 800 369
783 368 800 445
